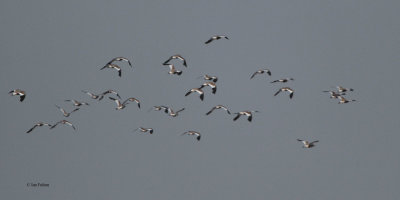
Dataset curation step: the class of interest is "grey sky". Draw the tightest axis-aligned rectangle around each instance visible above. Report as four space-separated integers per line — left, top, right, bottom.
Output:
1 0 400 199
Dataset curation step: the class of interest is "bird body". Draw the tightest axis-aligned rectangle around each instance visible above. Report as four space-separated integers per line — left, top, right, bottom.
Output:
109 97 140 110
274 87 294 99
107 56 133 68
26 122 52 133
206 105 231 115
270 78 294 83
182 131 201 141
297 139 319 148
50 120 76 130
100 63 122 77
205 35 229 44
250 69 271 79
55 105 80 117
9 89 26 102
233 111 259 122
185 88 204 101
163 54 187 67
199 82 217 94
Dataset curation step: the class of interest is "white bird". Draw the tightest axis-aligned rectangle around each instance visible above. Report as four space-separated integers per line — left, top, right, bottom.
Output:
163 64 182 75
9 89 26 102
163 54 187 67
55 105 80 117
205 35 229 44
198 74 218 82
250 69 271 79
109 97 140 110
107 57 133 68
338 96 356 104
99 89 121 100
185 88 204 101
322 91 345 99
64 99 89 107
26 122 52 133
100 63 122 77
206 105 231 115
274 87 294 99
297 139 319 148
134 127 154 134
336 86 354 93
270 78 294 83
233 111 259 122
181 131 201 141
166 107 185 117
50 120 76 131
82 90 102 100
199 82 217 94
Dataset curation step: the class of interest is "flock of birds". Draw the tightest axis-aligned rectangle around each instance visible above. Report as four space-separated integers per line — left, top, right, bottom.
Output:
8 35 357 148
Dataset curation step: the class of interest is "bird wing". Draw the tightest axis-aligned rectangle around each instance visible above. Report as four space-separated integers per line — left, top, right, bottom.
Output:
274 89 282 96
205 38 214 44
26 124 38 133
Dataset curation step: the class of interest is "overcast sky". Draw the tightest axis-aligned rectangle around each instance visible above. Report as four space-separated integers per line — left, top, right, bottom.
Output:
1 0 400 199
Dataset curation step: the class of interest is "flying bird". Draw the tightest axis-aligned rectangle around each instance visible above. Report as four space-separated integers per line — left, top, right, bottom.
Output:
163 54 187 67
9 89 26 102
205 35 229 44
233 111 259 122
250 69 271 79
163 64 182 75
185 88 204 101
270 78 294 83
181 131 201 141
134 127 154 134
26 122 52 133
338 96 356 104
100 63 122 77
109 97 140 110
107 57 133 68
322 91 345 99
82 90 102 100
206 105 231 115
199 82 217 94
198 74 218 82
99 89 121 100
55 105 80 117
150 105 170 113
297 139 319 148
274 87 294 99
50 120 76 131
64 99 89 107
336 86 354 93
166 107 185 117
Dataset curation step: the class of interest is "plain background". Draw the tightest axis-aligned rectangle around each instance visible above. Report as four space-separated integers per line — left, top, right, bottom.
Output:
1 0 400 199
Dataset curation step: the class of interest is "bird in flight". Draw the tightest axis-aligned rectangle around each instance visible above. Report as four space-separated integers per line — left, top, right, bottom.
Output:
322 91 345 99
107 57 133 68
198 74 218 82
250 69 271 79
82 90 102 100
199 82 217 94
205 35 229 44
338 96 356 104
50 120 76 131
206 105 231 115
233 110 259 122
163 54 187 67
99 89 121 100
185 88 205 101
181 131 201 141
274 87 294 99
109 97 140 110
270 78 294 83
26 122 52 133
336 86 354 93
163 64 182 76
134 127 154 134
100 63 122 77
9 89 26 102
64 99 89 107
55 105 80 117
297 139 319 148
166 107 185 117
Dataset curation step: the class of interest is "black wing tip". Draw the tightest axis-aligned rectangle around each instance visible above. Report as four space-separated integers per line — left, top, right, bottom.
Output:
200 94 204 101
